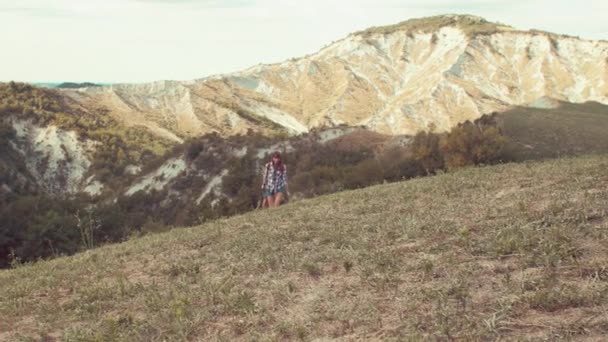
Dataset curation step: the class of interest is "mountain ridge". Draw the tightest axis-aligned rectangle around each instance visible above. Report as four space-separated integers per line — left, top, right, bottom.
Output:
59 14 608 139
354 14 607 41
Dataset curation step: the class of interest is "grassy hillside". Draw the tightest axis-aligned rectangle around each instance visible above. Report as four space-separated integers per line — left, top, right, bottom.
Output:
497 101 608 162
359 14 513 37
2 154 608 340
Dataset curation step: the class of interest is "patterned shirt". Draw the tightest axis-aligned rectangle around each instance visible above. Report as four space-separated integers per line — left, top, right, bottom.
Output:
262 162 287 192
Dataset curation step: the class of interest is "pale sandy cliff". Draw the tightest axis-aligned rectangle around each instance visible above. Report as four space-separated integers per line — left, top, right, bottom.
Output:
64 15 608 138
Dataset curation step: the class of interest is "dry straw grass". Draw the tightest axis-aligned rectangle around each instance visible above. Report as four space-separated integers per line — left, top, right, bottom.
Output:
2 154 608 341
358 14 512 37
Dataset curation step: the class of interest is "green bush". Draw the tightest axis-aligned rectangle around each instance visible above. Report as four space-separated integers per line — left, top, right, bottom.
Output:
0 196 80 267
440 121 507 169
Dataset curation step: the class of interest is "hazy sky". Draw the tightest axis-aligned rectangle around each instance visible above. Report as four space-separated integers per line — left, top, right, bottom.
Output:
1 0 606 83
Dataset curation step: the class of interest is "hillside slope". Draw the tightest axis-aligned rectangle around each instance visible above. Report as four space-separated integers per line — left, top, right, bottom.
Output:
2 155 608 340
496 101 608 161
65 14 608 139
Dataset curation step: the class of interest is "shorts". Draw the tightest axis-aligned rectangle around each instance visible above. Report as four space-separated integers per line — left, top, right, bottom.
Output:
264 186 286 198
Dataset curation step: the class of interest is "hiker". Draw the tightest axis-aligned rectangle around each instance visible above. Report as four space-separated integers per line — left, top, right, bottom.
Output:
260 152 288 208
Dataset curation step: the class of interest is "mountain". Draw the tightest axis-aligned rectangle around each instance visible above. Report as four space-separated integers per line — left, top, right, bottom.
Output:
33 82 103 89
60 14 608 140
2 154 608 340
56 82 101 89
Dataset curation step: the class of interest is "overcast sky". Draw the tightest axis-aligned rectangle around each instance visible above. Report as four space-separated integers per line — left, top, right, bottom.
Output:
1 0 606 83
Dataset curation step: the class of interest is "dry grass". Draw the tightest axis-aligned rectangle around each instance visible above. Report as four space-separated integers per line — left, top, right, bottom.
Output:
2 154 608 341
357 14 513 37
356 14 584 42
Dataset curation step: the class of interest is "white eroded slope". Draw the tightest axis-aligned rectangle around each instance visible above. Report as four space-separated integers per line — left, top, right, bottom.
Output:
10 119 98 194
126 157 187 195
68 15 608 138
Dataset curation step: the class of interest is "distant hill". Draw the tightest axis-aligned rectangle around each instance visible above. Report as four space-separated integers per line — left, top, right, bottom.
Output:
32 83 62 88
2 154 607 340
33 82 104 88
56 82 101 89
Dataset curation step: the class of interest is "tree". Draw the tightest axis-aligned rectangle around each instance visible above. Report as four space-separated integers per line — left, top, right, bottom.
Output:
410 131 444 175
440 121 507 169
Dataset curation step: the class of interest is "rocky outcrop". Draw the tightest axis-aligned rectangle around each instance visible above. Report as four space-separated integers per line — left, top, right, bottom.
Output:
9 119 98 194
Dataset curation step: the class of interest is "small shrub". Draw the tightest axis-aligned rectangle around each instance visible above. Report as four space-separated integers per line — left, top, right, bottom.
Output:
343 260 354 273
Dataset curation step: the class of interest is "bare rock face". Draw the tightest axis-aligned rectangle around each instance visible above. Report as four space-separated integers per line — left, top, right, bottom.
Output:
66 15 608 138
10 119 98 194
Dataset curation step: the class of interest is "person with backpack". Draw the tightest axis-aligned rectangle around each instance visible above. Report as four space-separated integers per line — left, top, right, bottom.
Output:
260 152 288 208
